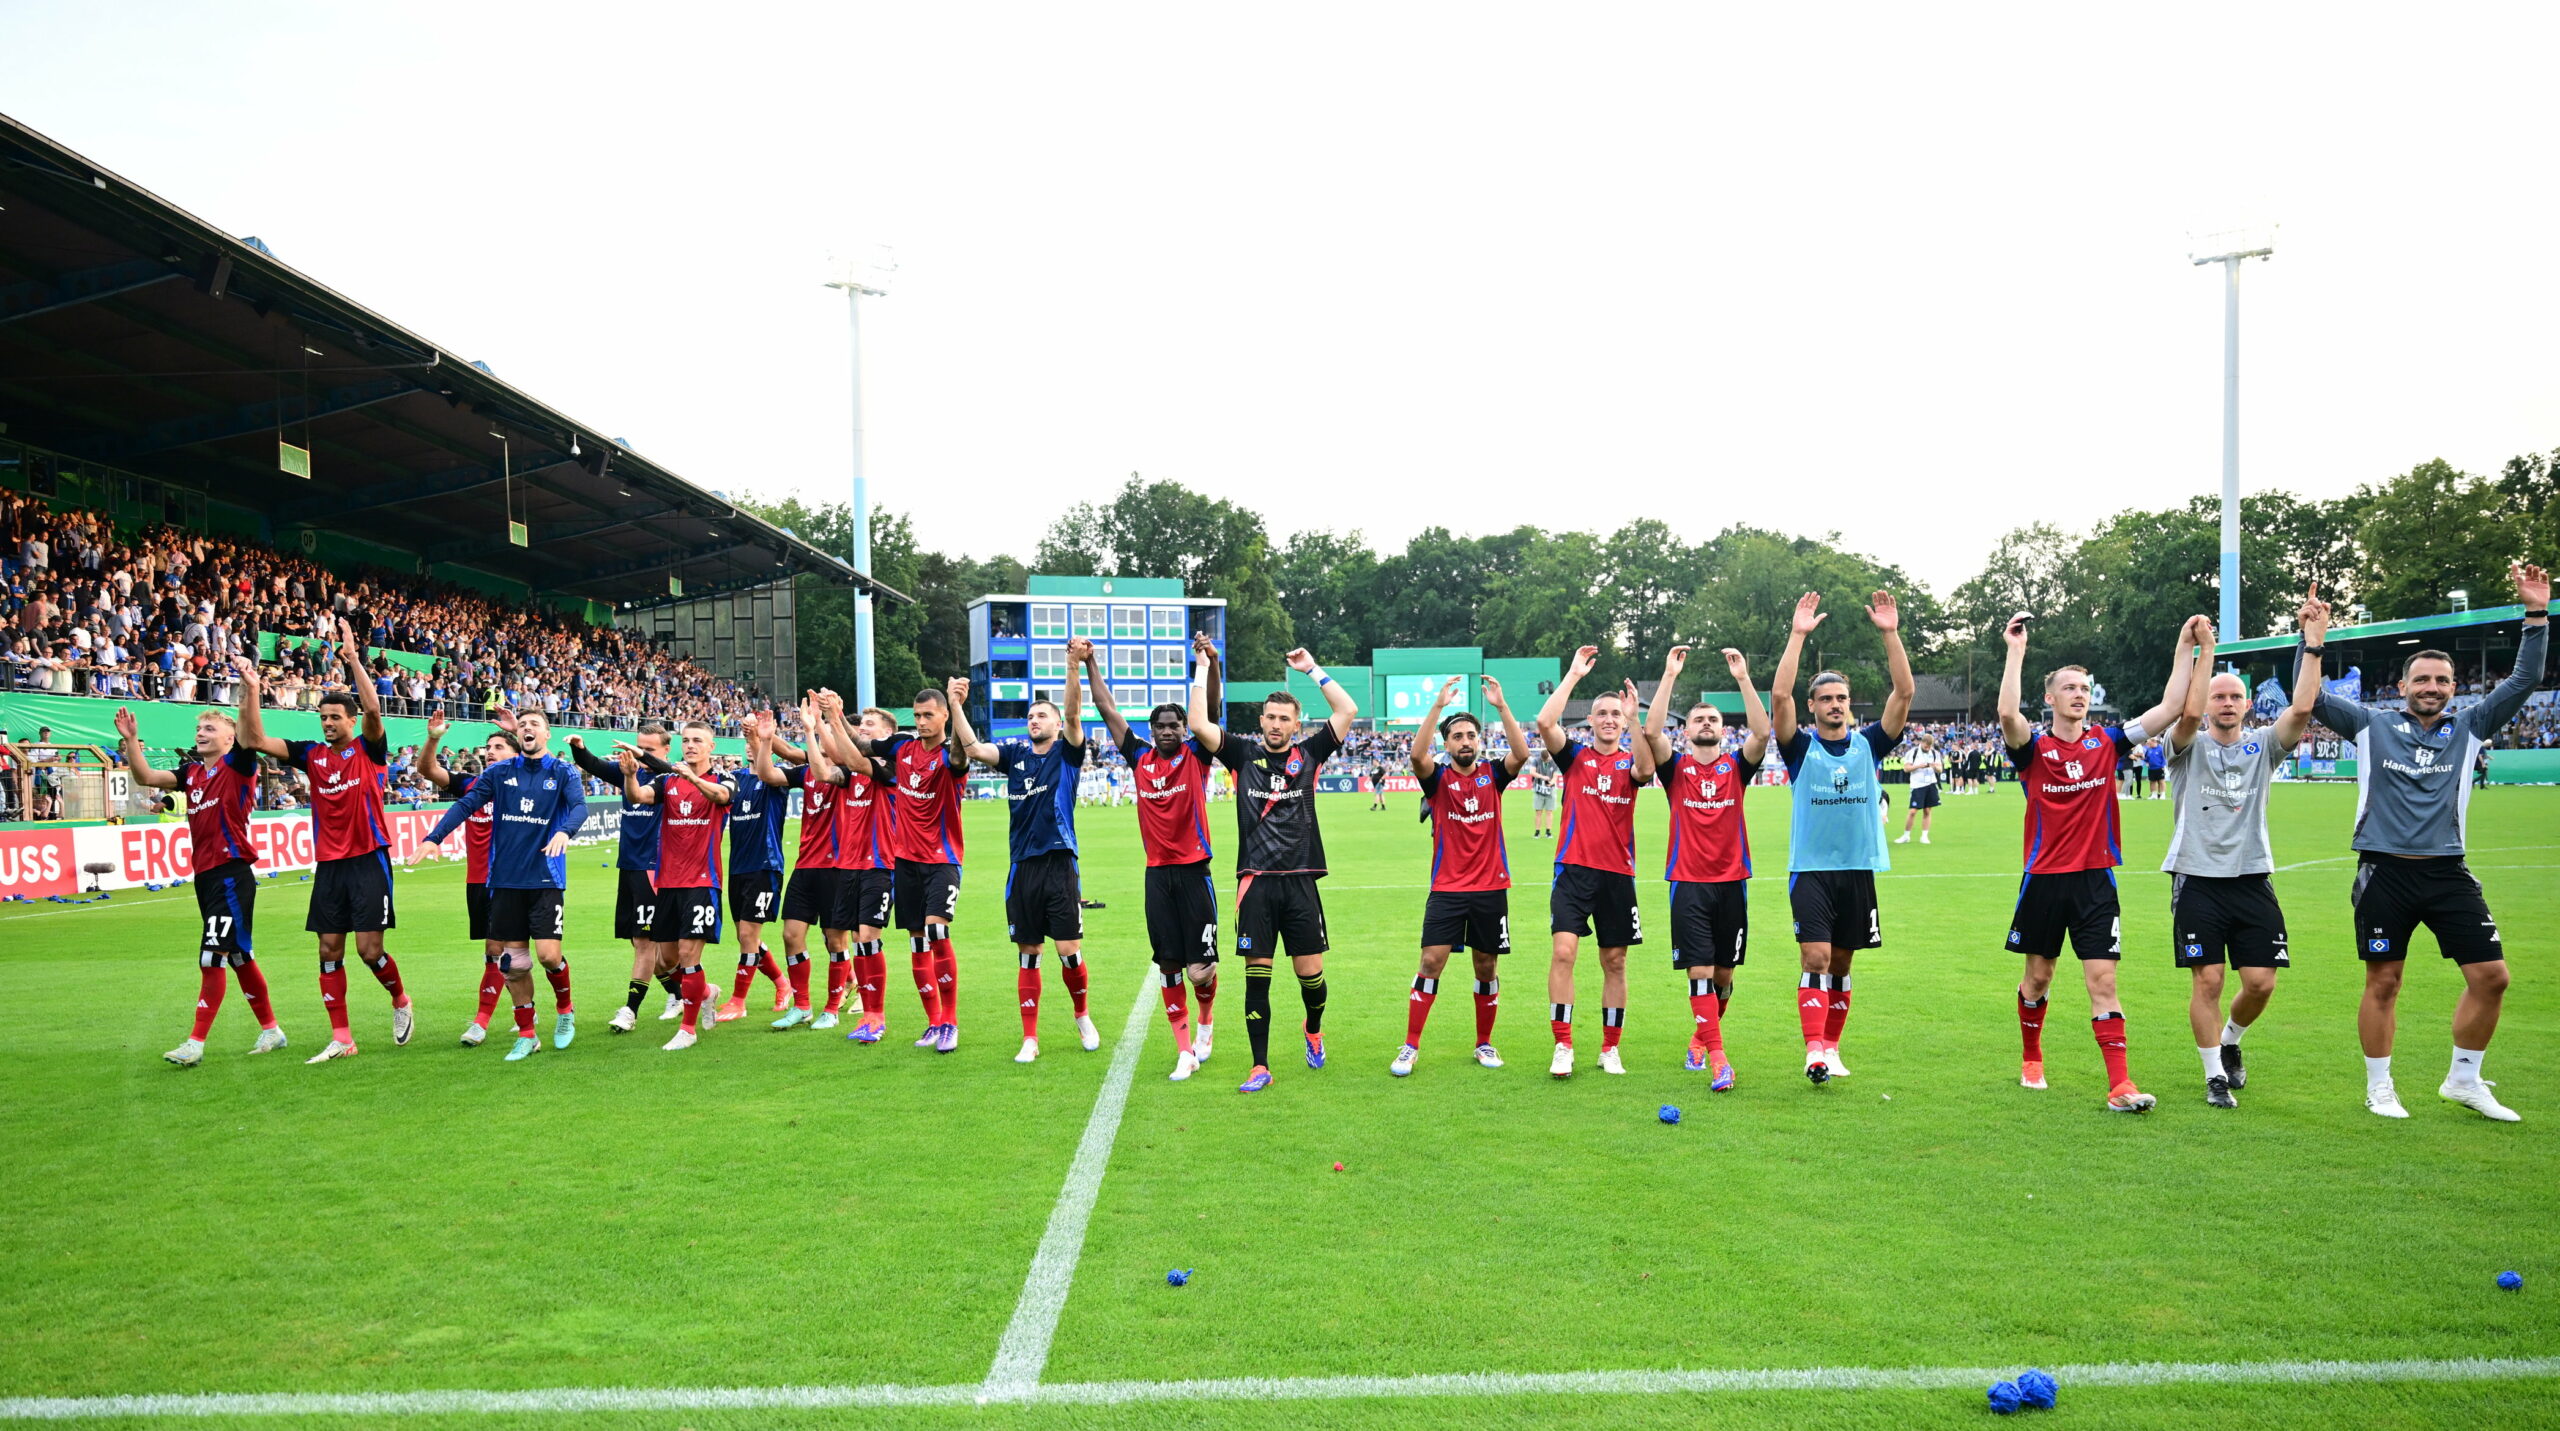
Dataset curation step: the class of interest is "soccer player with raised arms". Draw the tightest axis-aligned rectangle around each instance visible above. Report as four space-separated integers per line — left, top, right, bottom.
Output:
975 648 1101 1065
813 694 901 1038
841 679 981 1052
1535 645 1657 1079
229 629 413 1064
714 708 793 1025
1083 640 1223 1082
1769 592 1914 1086
620 722 732 1051
2163 604 2322 1108
1639 645 1769 1088
570 723 678 1031
1187 636 1357 1094
412 711 586 1061
116 699 287 1065
414 713 510 1045
2313 561 2547 1121
1996 611 2203 1111
1392 673 1532 1077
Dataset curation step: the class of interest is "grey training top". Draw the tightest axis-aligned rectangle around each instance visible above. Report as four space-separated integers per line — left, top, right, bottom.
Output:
2160 727 2286 876
2311 621 2547 857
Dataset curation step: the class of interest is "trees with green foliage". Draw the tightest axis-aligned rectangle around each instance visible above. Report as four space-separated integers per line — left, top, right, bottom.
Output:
1037 475 1294 674
2354 458 2510 621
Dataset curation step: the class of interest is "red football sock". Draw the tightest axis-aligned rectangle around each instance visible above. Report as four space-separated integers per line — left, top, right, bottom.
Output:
1405 976 1439 1047
933 939 958 1027
320 960 352 1040
732 955 759 1001
756 948 783 988
801 953 824 1013
1601 1007 1625 1052
1059 956 1090 1018
1472 980 1499 1045
2094 1013 2131 1087
1017 963 1042 1037
1550 1002 1573 1047
910 943 939 1024
1797 975 1828 1048
234 958 277 1029
512 998 538 1038
362 952 405 1002
1687 983 1724 1054
192 965 226 1040
1196 977 1217 1025
1824 977 1852 1049
1162 980 1193 1054
679 968 710 1032
474 956 503 1027
544 959 573 1014
857 947 887 1017
2018 992 2047 1062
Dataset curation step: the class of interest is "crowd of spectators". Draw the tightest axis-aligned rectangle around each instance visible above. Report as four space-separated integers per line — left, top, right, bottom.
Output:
2 488 776 736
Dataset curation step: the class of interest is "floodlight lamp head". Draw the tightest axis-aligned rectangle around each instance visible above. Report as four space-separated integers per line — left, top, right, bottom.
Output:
2188 223 2278 266
825 245 897 297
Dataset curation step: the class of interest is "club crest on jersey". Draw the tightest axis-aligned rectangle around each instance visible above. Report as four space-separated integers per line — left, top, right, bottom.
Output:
1615 756 1632 771
1474 773 1489 788
2082 736 2102 751
1285 750 1304 777
2242 742 2259 755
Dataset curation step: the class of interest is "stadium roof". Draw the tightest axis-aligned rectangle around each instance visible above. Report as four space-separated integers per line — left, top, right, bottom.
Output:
2215 604 2529 655
0 111 906 610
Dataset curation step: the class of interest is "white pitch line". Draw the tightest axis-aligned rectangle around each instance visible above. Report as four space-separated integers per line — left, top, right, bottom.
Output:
979 962 1163 1393
4 1354 2553 1419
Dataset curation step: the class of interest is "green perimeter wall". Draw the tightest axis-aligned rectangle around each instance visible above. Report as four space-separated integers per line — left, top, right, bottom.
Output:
0 692 749 758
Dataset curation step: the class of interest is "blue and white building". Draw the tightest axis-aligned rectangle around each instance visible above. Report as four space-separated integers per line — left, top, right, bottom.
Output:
966 575 1226 741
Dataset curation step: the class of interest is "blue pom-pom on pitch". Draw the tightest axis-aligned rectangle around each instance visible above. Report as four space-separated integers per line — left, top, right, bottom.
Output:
2017 1368 2057 1409
1166 1268 1191 1287
1658 1105 1682 1124
1987 1379 2023 1415
2498 1270 2523 1291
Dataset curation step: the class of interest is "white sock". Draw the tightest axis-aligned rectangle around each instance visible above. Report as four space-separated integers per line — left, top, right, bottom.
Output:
2449 1046 2487 1087
2221 1019 2248 1046
2199 1045 2225 1080
2364 1055 2394 1089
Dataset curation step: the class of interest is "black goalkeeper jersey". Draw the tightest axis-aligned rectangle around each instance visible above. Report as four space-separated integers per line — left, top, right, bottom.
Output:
1210 723 1344 877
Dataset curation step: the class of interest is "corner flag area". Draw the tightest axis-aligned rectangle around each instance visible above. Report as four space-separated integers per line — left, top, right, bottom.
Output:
3 785 2553 1430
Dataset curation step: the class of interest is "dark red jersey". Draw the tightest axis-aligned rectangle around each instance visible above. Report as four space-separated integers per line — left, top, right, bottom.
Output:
838 757 887 871
1120 731 1214 867
2008 724 2138 873
652 768 728 889
1554 740 1647 876
1422 757 1517 892
1661 748 1760 884
458 771 495 883
285 735 391 862
786 765 844 870
181 747 260 870
883 734 965 865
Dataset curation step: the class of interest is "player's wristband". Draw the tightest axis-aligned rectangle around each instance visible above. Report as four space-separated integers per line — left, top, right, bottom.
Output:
1310 667 1332 688
2299 644 2325 657
2526 609 2549 620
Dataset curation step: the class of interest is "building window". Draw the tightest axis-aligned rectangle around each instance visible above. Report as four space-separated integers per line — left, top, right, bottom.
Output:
1072 604 1107 639
1154 684 1190 710
1028 604 1066 639
1152 645 1186 679
1111 645 1148 680
1111 605 1147 640
1151 606 1185 639
1032 646 1068 680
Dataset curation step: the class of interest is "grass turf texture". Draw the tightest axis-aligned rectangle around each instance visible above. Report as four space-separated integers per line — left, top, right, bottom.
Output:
2 781 2552 1428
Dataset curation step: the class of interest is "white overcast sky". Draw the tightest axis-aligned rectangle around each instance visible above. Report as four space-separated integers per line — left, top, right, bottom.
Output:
5 3 2556 598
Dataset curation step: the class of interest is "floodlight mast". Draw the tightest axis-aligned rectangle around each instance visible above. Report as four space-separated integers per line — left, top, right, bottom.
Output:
2190 228 2274 644
826 249 894 712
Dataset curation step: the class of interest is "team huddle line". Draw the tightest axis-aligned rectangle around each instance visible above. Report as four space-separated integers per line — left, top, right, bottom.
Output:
123 567 2550 1118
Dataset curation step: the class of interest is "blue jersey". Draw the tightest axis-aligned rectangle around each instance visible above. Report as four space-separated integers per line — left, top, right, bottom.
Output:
994 735 1088 863
1780 723 1894 873
723 768 790 873
422 753 588 890
2144 741 2167 773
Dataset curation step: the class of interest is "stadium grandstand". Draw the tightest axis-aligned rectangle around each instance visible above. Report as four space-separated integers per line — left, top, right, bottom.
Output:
0 111 906 820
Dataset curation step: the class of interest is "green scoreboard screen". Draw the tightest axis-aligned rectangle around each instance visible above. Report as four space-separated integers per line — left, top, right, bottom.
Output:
1379 674 1468 728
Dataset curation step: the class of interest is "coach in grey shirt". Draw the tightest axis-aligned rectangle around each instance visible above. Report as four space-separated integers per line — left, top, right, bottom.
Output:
2163 606 2322 1109
2306 562 2549 1123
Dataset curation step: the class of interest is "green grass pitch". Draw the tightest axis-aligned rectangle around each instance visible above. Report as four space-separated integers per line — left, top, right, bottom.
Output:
2 780 2553 1429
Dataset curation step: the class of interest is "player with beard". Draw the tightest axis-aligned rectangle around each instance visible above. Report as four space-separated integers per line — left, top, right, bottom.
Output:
1392 674 1531 1077
1535 646 1658 1078
843 680 982 1052
415 713 512 1045
811 695 900 1038
619 722 732 1051
115 700 288 1065
1997 611 2203 1110
230 630 413 1065
1769 592 1914 1086
1639 645 1770 1088
714 708 793 1024
1084 640 1222 1081
2164 603 2322 1108
1187 637 1357 1093
2313 562 2548 1121
972 654 1099 1065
